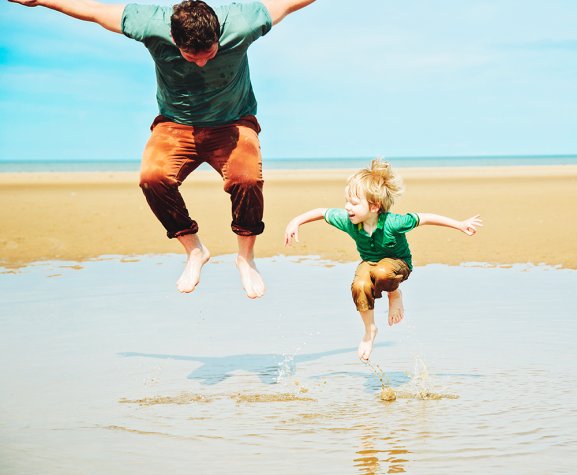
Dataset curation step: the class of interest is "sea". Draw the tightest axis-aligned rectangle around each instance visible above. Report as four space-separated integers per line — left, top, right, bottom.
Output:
1 154 577 172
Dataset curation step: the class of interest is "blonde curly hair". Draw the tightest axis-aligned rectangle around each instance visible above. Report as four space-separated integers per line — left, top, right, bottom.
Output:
345 159 404 213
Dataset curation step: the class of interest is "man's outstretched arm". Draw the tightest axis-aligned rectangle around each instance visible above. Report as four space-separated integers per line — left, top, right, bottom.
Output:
8 0 125 33
261 0 316 26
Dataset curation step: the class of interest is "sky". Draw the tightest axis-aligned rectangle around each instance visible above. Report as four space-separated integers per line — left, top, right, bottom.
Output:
1 0 576 160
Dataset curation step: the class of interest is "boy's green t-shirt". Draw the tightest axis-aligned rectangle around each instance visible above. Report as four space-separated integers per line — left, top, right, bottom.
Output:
121 2 272 126
324 208 420 268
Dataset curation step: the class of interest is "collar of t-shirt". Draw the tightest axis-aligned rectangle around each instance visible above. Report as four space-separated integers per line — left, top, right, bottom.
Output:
356 212 386 237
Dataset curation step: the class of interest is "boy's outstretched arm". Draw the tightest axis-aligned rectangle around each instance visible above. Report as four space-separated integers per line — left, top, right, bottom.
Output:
284 208 328 246
8 0 125 33
417 213 483 236
262 0 316 26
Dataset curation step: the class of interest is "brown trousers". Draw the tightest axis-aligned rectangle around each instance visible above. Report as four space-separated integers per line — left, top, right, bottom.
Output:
139 115 264 238
351 258 411 311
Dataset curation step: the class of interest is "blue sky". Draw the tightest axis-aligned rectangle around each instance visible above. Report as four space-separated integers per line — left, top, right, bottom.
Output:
1 0 576 160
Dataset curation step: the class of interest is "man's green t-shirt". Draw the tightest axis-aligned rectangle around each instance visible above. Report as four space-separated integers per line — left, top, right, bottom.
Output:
121 2 272 126
324 209 420 268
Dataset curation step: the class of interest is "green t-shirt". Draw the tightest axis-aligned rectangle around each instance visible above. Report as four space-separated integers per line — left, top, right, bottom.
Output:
121 2 272 126
325 208 420 268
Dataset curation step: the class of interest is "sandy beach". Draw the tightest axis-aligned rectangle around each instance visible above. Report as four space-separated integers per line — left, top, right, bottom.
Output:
1 165 577 268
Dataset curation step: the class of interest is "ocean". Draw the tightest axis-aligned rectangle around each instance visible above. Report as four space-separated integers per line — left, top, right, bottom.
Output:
1 154 577 172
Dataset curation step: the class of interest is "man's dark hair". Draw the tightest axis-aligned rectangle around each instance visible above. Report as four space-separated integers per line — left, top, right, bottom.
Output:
171 0 220 52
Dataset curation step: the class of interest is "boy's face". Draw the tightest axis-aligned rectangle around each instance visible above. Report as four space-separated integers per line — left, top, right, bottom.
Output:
344 192 379 225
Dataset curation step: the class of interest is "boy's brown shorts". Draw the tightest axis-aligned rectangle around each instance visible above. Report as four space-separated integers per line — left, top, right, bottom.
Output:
351 258 411 311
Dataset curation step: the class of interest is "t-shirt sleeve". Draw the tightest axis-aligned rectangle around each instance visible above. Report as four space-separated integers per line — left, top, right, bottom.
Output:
121 4 169 42
324 208 352 232
222 2 272 45
389 212 420 234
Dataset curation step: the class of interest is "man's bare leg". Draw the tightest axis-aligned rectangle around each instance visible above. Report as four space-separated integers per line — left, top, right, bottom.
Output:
236 235 265 299
176 233 210 293
387 289 404 326
358 309 378 361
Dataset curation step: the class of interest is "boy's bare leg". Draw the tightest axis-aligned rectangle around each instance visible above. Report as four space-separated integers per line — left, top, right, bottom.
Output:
387 289 404 326
236 235 266 299
358 309 378 361
176 233 210 293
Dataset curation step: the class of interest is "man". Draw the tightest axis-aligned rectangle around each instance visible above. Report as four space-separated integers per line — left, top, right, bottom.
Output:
9 0 315 298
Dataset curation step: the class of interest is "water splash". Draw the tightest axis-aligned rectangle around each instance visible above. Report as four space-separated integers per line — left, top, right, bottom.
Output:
401 356 459 400
363 360 397 402
276 353 297 383
363 357 459 401
411 355 431 394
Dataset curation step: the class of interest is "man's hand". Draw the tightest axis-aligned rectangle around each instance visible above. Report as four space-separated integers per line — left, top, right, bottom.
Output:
7 0 125 33
262 0 316 26
8 0 41 7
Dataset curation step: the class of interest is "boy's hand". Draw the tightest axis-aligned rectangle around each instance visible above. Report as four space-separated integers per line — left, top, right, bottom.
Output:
283 208 327 246
459 214 483 236
284 220 300 246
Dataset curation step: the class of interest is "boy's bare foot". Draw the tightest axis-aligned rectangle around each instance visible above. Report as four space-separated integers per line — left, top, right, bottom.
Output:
358 324 378 361
236 255 266 299
387 289 404 326
176 234 210 293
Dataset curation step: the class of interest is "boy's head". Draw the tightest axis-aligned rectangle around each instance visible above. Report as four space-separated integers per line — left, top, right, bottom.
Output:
345 159 404 214
171 0 220 66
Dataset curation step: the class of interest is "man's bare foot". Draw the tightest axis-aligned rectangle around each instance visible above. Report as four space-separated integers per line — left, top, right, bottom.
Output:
387 289 404 326
236 235 265 299
236 255 266 299
176 234 210 293
358 324 378 361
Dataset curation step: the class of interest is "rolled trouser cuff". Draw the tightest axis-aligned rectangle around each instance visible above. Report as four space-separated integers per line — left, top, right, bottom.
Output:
168 223 199 239
231 222 265 236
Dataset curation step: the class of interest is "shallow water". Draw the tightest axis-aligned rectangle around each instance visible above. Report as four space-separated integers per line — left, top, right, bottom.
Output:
1 256 576 474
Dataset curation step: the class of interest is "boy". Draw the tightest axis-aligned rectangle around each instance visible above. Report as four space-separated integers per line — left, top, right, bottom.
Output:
284 159 482 361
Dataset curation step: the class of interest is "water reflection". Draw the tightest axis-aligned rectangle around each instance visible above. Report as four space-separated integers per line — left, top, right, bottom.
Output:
354 425 410 474
119 343 394 386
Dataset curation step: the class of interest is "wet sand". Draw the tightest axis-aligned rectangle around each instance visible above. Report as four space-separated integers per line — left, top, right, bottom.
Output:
1 256 576 474
1 165 577 268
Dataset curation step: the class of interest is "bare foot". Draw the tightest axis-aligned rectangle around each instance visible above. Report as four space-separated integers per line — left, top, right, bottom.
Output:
387 289 404 326
235 255 265 299
176 244 210 293
358 324 378 361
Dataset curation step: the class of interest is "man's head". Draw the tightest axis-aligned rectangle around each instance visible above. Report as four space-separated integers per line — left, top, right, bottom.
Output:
171 0 220 66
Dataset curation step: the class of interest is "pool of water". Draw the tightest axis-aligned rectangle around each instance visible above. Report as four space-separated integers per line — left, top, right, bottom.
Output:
1 256 575 474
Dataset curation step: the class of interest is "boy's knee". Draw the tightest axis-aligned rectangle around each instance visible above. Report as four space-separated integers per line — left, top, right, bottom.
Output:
372 260 410 294
351 278 373 298
374 269 400 288
380 279 401 294
372 266 396 283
